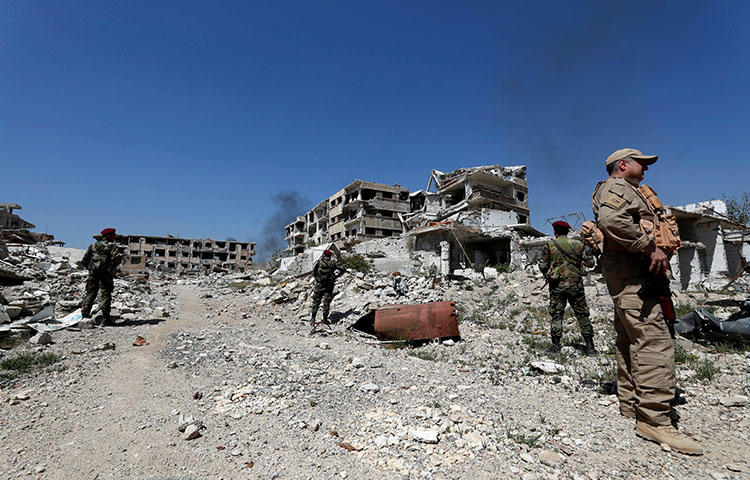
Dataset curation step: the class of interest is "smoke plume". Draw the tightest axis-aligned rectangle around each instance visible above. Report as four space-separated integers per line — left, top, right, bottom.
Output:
256 190 311 261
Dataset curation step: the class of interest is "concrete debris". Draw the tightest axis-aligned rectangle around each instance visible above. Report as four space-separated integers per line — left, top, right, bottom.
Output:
530 361 565 374
719 395 748 407
183 424 201 440
29 332 52 345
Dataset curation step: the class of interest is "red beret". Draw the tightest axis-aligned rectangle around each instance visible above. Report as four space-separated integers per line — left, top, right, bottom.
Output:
323 250 333 256
552 221 571 230
101 228 116 236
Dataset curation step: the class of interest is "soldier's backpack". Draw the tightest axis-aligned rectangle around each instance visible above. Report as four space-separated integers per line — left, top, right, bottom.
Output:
637 185 681 257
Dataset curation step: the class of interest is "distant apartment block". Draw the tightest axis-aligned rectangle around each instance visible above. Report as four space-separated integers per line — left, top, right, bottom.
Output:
113 234 256 273
285 180 410 255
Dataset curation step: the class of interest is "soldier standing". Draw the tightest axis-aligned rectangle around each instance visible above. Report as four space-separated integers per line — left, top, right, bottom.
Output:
593 148 702 455
539 220 597 355
79 228 123 326
310 250 343 332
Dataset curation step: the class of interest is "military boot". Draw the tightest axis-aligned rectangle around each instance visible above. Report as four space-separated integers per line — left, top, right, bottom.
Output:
583 335 599 356
635 422 703 455
547 335 561 353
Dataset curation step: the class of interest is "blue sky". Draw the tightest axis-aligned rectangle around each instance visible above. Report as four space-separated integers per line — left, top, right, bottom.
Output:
2 1 748 256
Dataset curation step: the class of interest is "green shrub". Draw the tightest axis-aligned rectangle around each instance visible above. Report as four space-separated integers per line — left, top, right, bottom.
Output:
338 254 373 273
692 359 718 382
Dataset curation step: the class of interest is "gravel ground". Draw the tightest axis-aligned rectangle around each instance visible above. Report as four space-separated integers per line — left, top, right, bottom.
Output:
0 272 749 480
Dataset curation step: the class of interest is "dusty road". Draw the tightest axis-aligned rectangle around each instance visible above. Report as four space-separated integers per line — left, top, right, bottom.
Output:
1 282 749 480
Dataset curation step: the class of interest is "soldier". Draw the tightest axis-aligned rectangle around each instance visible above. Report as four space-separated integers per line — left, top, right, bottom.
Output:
79 228 123 326
539 220 597 355
593 148 702 455
310 250 343 332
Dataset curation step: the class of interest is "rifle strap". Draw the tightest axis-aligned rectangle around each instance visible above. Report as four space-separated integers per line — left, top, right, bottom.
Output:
551 238 581 265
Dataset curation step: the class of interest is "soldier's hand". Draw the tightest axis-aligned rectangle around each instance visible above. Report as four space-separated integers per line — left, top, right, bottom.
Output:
647 246 669 275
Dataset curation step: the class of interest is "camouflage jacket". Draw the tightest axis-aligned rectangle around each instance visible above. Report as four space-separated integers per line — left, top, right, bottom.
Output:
313 256 341 284
539 236 594 281
81 240 123 275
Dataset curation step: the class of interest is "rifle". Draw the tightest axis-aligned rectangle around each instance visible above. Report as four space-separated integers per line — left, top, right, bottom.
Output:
637 272 676 338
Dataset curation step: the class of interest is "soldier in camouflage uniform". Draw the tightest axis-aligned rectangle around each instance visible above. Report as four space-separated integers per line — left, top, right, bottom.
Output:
539 220 597 355
310 249 343 331
79 228 123 325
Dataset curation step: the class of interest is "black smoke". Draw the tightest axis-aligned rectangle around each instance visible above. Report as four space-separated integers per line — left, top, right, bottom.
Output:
256 190 311 261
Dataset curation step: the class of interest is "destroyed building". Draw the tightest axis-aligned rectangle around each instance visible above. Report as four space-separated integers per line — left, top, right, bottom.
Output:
1 204 36 230
280 165 544 276
284 180 410 255
667 200 750 290
404 165 541 273
113 234 256 273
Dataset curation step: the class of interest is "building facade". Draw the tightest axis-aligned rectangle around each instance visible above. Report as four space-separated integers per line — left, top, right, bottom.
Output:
114 234 256 273
285 180 410 255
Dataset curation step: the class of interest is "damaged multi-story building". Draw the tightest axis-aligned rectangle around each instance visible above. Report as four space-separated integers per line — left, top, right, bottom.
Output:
667 200 749 290
280 165 544 275
284 180 410 255
1 204 36 230
112 234 256 274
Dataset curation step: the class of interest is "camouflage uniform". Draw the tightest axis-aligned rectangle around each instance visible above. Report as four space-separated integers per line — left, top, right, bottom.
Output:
310 256 341 323
80 239 123 322
593 176 675 426
539 236 595 338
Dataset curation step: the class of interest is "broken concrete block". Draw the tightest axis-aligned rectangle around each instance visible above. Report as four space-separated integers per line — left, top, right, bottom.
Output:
29 332 52 345
183 424 201 440
411 428 439 444
4 306 22 320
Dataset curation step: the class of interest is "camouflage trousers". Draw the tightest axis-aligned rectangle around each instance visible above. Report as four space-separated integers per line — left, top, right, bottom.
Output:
548 279 592 337
311 281 334 322
81 271 114 319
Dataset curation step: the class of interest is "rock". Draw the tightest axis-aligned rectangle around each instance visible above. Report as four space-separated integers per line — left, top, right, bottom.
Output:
359 383 380 393
319 342 330 350
184 424 201 440
719 395 748 407
76 319 95 329
539 450 565 467
462 432 486 449
374 435 388 448
152 307 167 318
4 306 22 320
520 452 535 463
29 332 52 345
351 357 365 368
0 308 10 324
13 392 31 401
530 361 565 374
411 428 439 444
442 339 455 346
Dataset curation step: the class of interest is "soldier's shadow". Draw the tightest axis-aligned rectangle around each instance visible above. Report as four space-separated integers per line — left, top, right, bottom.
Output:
327 309 357 325
114 318 167 327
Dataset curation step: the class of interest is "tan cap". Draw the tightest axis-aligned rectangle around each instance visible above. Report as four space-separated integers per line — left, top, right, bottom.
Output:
605 148 658 167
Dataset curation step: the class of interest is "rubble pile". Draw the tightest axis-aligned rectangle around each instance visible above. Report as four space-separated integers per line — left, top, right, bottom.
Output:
0 240 174 338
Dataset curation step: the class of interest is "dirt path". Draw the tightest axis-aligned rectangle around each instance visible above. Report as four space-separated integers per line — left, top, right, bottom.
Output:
0 285 234 479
